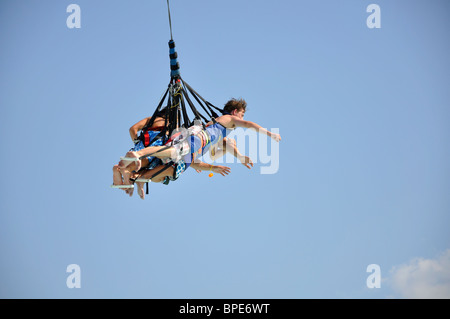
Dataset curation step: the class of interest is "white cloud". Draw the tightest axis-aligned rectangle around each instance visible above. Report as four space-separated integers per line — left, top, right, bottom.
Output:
389 249 450 299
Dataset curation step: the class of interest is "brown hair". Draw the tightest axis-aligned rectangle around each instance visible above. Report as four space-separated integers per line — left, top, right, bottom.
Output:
223 98 247 114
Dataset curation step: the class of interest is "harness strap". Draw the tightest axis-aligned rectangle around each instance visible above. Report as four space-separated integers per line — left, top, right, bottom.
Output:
130 161 175 194
142 129 167 147
141 87 170 133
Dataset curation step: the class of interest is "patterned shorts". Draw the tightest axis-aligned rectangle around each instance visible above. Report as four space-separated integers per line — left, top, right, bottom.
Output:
161 160 186 184
173 161 186 180
131 131 164 170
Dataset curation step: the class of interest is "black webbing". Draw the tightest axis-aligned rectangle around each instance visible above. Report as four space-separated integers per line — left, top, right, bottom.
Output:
141 87 169 133
181 87 208 124
150 162 173 179
182 82 212 122
131 161 174 194
178 90 191 129
181 79 223 118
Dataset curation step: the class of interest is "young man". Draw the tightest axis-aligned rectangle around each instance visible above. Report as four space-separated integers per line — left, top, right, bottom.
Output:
119 98 281 172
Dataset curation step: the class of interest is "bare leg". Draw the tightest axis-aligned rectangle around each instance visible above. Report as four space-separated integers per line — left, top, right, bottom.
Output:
121 169 135 197
135 181 146 200
112 165 124 186
112 165 136 194
120 158 149 173
140 165 175 181
113 156 150 193
134 165 175 200
119 146 175 170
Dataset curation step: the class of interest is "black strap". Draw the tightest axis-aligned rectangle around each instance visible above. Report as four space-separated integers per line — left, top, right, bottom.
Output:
141 87 170 133
151 162 173 179
179 90 191 129
182 79 223 118
146 162 173 193
182 90 208 125
181 82 212 123
131 161 174 194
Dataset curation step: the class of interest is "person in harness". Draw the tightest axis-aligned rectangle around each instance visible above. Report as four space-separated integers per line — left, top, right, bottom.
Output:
112 107 239 200
128 133 252 199
112 110 169 196
119 98 281 173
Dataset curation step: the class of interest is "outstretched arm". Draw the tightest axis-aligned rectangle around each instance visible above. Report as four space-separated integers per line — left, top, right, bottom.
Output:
207 138 253 169
129 117 151 142
231 117 281 142
222 138 254 169
190 160 231 176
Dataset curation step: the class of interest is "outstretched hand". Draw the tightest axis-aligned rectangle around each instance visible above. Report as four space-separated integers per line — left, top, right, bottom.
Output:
212 165 231 176
271 133 282 142
239 156 254 169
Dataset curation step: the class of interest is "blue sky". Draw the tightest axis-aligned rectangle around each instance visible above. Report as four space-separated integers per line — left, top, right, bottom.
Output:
0 0 449 298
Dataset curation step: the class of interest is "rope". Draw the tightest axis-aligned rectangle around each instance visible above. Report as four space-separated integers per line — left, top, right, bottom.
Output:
167 0 173 40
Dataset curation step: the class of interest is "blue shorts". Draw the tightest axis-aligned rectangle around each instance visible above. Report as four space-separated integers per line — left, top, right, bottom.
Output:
163 160 187 184
131 131 164 170
173 161 186 180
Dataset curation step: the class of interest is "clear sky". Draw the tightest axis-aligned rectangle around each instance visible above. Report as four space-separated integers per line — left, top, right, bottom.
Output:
0 0 449 299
